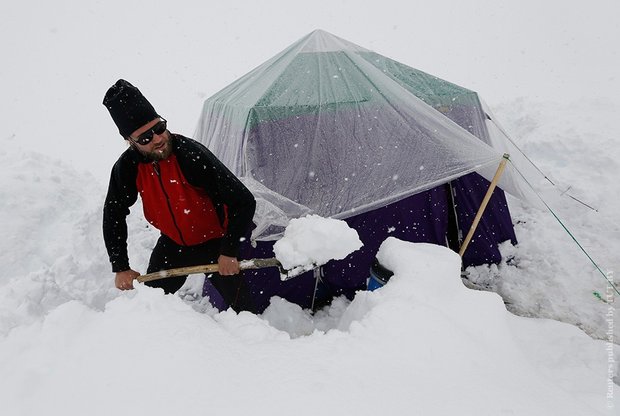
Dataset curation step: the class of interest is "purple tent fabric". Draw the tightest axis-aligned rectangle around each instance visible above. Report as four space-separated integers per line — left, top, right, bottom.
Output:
452 173 517 266
199 47 518 312
203 175 516 313
244 104 498 222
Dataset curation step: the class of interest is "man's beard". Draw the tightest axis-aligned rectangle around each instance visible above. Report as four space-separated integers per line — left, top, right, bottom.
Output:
135 133 173 161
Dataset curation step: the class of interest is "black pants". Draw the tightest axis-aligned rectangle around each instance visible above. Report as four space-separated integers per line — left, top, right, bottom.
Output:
145 235 253 312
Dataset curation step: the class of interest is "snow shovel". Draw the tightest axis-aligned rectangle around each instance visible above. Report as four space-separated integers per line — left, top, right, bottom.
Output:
136 257 300 283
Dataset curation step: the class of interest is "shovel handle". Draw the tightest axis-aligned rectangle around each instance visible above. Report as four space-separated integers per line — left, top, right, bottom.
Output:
136 257 282 283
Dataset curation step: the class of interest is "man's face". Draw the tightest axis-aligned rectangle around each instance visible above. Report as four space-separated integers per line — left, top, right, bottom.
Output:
129 118 172 161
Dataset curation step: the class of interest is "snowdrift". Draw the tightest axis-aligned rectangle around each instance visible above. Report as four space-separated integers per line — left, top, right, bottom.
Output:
0 142 615 414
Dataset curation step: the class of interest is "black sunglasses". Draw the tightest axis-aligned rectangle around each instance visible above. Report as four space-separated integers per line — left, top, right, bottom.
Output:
131 119 167 145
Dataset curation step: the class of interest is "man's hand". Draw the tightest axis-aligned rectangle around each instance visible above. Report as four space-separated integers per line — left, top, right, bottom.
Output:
218 255 240 276
115 269 140 290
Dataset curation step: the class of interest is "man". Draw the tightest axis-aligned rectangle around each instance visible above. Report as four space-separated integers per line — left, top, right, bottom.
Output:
102 79 256 311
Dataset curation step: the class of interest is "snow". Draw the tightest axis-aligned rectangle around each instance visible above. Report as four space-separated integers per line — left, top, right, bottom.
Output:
0 235 614 415
468 98 620 343
273 214 363 273
1 0 619 414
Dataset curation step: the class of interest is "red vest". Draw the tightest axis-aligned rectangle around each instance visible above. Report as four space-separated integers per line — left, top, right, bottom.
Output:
136 154 227 246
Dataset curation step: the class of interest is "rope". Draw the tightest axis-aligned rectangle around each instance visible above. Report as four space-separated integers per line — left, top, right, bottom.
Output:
311 267 322 311
488 117 598 212
508 160 620 297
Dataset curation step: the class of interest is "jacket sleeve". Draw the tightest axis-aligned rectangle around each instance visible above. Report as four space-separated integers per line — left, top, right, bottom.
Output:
176 136 256 258
102 152 139 272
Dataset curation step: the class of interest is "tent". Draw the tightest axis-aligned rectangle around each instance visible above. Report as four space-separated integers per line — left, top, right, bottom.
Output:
195 30 523 312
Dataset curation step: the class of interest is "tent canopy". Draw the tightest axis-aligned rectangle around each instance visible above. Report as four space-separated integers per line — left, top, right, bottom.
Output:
196 30 511 240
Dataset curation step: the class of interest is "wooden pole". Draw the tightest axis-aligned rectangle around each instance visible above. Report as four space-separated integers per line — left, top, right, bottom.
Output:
138 264 220 283
459 154 510 257
137 258 282 283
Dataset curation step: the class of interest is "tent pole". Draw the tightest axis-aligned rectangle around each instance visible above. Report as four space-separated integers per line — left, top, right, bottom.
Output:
459 154 510 257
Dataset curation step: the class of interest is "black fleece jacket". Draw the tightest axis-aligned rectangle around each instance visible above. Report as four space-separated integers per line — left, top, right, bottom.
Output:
103 134 256 272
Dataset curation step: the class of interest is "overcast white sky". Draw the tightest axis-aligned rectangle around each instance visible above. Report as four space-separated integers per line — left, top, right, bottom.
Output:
1 0 618 178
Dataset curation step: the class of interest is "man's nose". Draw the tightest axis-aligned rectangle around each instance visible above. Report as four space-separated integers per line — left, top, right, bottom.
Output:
151 132 165 145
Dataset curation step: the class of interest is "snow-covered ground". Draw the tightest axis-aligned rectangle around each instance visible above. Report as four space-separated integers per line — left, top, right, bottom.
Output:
1 0 618 414
468 98 620 345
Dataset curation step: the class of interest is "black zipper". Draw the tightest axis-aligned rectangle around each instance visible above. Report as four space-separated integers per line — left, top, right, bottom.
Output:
153 161 187 245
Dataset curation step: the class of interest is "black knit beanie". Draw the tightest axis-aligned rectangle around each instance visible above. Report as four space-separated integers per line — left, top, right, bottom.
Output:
103 79 160 138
